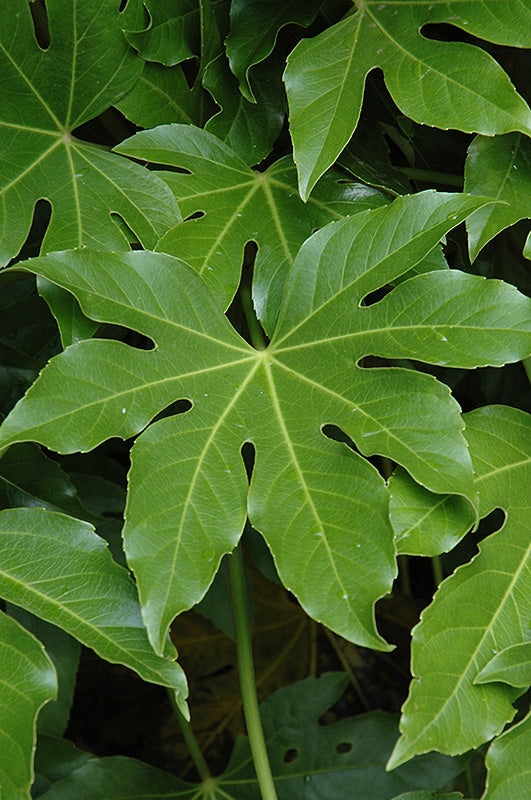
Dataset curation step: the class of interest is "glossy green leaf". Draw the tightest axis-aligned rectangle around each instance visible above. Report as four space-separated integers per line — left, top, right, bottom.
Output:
465 133 531 261
6 605 80 739
482 711 531 800
225 0 321 101
0 610 56 800
203 53 284 165
116 124 389 331
116 62 209 128
1 193 529 657
284 2 531 199
0 507 188 708
475 642 531 688
389 406 531 768
389 466 475 557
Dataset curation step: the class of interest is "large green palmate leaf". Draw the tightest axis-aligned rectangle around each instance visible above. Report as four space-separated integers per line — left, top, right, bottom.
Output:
1 194 531 656
0 610 56 800
115 124 390 333
0 0 178 266
482 710 531 800
389 406 531 768
284 1 531 199
0 508 188 709
465 133 531 261
34 674 464 799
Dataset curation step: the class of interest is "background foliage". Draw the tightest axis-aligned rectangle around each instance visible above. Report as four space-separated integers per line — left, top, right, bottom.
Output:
0 1 530 798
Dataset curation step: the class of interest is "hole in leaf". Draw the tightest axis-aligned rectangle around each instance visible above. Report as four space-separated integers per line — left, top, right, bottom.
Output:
118 0 128 11
72 108 137 148
8 199 52 266
225 242 269 348
96 324 155 351
320 424 363 457
283 748 299 764
110 213 141 248
149 399 193 426
335 741 352 754
359 284 392 307
30 0 50 49
184 210 205 222
241 441 255 482
421 22 479 46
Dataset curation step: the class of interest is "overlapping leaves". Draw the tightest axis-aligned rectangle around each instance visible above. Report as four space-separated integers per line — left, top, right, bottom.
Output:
2 193 531 659
115 124 390 332
284 1 531 198
33 674 464 799
0 0 178 265
389 406 531 768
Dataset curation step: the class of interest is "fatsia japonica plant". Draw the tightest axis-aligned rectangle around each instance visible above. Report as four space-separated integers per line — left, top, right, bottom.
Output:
0 0 531 798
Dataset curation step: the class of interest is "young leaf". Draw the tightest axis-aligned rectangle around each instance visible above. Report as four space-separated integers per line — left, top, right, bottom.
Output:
284 3 531 199
482 710 531 800
465 133 531 261
475 642 531 688
0 0 178 265
115 124 389 331
1 193 529 657
389 406 531 768
0 610 57 800
389 466 475 557
0 507 188 707
225 0 321 101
